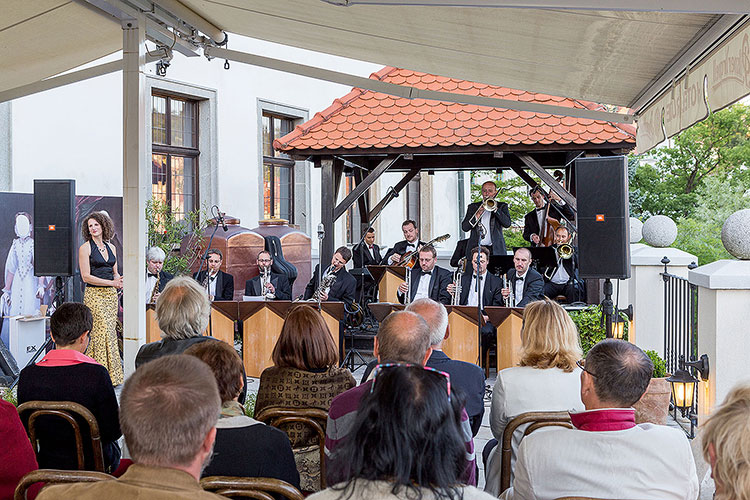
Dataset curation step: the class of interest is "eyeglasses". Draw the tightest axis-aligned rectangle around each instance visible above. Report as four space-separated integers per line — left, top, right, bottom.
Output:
576 358 597 378
258 258 272 263
370 363 451 401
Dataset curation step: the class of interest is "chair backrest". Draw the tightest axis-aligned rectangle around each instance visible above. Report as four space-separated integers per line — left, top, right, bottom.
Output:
500 411 573 492
14 468 112 500
17 400 105 472
254 407 328 490
201 476 305 500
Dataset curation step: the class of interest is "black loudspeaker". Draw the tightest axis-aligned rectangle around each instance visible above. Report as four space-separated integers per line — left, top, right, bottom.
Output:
34 179 76 277
575 157 630 279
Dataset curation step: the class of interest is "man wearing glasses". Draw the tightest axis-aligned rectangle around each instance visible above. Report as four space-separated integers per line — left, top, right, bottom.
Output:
244 250 292 300
502 339 698 500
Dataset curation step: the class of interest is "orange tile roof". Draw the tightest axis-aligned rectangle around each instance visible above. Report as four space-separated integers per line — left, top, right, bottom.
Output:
275 67 636 154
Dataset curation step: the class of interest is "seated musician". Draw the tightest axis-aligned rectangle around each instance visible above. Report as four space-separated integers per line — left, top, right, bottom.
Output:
193 248 234 301
544 226 582 303
303 246 356 305
447 246 504 350
522 186 574 247
501 248 544 307
397 245 451 305
351 228 381 303
145 246 173 303
461 181 512 258
244 250 292 300
382 219 425 265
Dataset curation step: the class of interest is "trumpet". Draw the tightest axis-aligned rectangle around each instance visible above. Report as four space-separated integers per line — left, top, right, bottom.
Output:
451 257 466 306
469 197 500 228
502 275 515 308
557 243 574 260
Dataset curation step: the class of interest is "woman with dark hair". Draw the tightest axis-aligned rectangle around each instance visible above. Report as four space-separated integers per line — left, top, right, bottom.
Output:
314 365 494 500
78 211 123 385
254 305 355 491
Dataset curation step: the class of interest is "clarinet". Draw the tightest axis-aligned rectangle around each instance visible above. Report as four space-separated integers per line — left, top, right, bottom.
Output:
404 268 412 305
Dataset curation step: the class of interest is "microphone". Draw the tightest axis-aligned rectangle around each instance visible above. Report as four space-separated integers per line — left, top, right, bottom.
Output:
217 211 228 232
388 186 399 198
317 223 325 241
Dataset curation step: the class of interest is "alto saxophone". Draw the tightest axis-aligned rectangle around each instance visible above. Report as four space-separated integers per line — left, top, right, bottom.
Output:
451 257 466 306
149 273 160 303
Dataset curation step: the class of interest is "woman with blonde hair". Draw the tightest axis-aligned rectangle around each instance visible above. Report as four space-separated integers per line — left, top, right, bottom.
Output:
78 211 123 385
255 305 356 491
484 298 585 496
702 383 750 500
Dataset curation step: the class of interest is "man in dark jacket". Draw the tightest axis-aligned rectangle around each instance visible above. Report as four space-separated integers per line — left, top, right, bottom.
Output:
244 250 292 300
193 249 234 301
461 181 512 258
502 247 544 307
397 245 452 305
522 186 575 247
303 246 356 306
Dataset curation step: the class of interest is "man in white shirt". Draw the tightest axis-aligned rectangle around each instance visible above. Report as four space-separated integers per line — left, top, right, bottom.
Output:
522 186 574 247
193 249 234 301
145 246 173 303
502 339 699 500
397 245 451 305
461 181 512 258
501 248 544 307
543 226 581 303
383 220 425 265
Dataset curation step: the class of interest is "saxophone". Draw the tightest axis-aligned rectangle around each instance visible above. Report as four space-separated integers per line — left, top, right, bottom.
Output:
260 266 272 300
451 258 466 306
149 273 160 303
312 266 336 301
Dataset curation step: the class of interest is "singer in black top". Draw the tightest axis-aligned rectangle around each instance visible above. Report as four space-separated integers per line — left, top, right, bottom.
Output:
194 248 235 301
397 245 452 305
303 246 356 305
244 250 292 300
461 181 512 257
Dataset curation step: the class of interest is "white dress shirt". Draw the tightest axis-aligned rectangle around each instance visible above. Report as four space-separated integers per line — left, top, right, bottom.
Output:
208 272 218 298
467 272 486 307
535 208 545 236
514 271 527 304
479 209 492 246
413 271 432 300
145 273 158 302
550 260 570 285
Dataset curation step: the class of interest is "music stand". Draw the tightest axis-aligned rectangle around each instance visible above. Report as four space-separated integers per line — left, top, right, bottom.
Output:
488 255 514 277
523 246 557 271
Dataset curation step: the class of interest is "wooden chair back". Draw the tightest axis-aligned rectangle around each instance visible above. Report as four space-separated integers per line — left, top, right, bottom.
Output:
17 400 105 472
500 411 573 492
14 469 112 500
201 476 305 500
254 407 328 490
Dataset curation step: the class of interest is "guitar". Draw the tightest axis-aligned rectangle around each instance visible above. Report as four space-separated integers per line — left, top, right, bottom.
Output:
398 234 451 269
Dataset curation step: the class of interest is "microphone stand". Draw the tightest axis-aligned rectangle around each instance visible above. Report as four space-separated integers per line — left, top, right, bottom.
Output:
199 206 222 336
317 231 324 313
476 224 485 367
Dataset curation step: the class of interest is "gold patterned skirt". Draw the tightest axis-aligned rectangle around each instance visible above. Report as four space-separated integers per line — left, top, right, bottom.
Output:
83 286 123 385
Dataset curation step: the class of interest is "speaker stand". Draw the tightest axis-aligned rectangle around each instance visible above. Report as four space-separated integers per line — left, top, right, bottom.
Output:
602 278 614 338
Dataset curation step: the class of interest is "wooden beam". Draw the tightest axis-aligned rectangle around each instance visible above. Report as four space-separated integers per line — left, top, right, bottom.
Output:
332 157 345 202
320 157 336 268
367 167 420 221
508 164 539 191
516 153 577 210
333 156 398 221
354 169 370 236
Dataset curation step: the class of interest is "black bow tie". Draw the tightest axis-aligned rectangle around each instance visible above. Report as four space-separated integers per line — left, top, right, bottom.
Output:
209 275 217 281
516 276 524 281
422 270 432 276
148 273 158 278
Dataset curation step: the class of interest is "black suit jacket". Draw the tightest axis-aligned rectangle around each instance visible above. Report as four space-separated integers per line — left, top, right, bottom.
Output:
458 271 503 308
193 269 235 301
450 239 469 268
157 270 173 292
506 267 545 307
522 202 575 246
545 246 579 283
352 243 383 268
398 265 452 305
382 239 426 265
244 272 292 300
303 265 356 305
461 201 512 256
427 350 486 436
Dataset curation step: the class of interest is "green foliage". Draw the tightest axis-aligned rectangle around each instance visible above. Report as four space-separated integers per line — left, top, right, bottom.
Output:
146 197 211 276
243 392 257 417
568 305 629 355
1 386 17 407
645 350 667 378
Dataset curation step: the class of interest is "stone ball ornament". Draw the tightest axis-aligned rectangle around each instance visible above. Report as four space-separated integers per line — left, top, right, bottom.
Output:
629 217 643 243
721 209 750 260
642 215 677 248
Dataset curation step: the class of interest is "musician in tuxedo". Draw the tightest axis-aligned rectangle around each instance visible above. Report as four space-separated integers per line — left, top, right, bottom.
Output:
523 186 575 247
397 245 452 305
502 247 544 307
244 250 292 300
145 246 173 303
543 226 582 303
352 228 381 303
382 220 425 265
303 246 356 305
193 248 235 301
461 181 512 257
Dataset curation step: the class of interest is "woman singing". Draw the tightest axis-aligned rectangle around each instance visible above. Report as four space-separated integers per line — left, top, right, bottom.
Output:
78 211 123 385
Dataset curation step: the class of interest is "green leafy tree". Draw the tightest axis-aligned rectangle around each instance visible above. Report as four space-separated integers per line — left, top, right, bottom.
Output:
146 197 210 276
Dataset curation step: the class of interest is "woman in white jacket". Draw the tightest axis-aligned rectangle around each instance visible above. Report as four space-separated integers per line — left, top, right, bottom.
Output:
484 298 585 496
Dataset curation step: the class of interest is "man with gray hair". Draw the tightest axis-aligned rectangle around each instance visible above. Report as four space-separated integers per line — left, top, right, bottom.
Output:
36 355 224 499
502 339 698 500
325 310 477 486
135 276 246 403
145 246 173 303
408 298 486 436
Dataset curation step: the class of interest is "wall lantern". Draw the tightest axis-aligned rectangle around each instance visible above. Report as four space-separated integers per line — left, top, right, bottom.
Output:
666 354 709 439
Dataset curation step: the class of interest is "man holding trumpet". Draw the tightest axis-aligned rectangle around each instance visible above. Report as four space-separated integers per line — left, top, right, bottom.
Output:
461 181 512 259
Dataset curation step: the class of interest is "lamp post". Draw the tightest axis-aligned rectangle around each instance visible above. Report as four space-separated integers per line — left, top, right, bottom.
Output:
667 354 709 439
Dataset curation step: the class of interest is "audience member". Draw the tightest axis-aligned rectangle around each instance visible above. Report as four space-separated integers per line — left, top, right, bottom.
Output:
702 383 750 500
325 311 477 486
135 276 246 403
0 396 37 500
313 365 494 500
36 355 224 499
17 302 121 472
254 305 355 491
501 339 699 500
184 341 299 488
484 298 583 495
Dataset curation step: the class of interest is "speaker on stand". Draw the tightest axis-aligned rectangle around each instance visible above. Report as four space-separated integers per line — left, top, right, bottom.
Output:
575 157 629 338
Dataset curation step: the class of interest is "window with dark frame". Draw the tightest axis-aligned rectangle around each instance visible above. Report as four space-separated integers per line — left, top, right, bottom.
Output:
262 113 295 222
151 93 199 221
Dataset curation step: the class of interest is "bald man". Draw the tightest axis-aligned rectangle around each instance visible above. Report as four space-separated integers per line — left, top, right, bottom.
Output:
501 248 544 307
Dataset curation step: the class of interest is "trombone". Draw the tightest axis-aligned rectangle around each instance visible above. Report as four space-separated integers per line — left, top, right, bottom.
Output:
557 243 574 260
468 197 500 228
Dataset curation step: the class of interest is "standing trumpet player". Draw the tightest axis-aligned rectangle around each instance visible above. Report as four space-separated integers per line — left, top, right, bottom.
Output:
244 250 292 300
145 246 173 303
461 181 511 259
